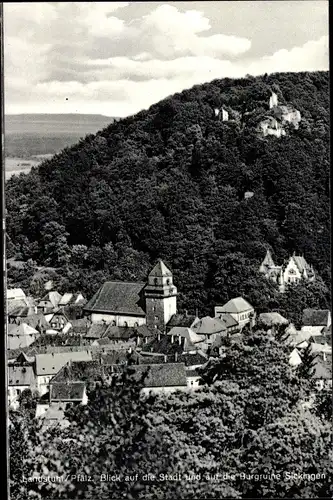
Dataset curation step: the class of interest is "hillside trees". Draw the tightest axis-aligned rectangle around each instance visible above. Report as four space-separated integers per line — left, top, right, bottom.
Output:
5 71 330 315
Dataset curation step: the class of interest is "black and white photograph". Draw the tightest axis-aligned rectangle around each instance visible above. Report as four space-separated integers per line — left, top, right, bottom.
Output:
3 1 331 499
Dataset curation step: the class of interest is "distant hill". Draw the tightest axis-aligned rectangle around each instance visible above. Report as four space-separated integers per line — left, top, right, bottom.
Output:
5 71 330 316
5 113 116 157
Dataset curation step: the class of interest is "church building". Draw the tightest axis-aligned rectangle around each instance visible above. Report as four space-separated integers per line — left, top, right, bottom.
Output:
83 260 178 331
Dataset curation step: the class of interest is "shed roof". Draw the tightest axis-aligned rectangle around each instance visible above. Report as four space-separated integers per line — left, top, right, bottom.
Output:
84 282 146 316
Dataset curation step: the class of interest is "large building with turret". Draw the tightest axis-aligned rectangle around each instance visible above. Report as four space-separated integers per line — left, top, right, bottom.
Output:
259 250 315 292
83 260 178 331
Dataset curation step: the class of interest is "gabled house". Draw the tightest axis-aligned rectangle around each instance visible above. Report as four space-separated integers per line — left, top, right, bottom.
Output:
7 288 30 315
258 312 289 329
37 291 62 314
131 363 188 395
259 250 315 292
35 350 92 395
49 382 88 405
8 304 37 324
166 314 199 333
47 308 72 334
214 297 255 329
192 316 226 341
216 313 239 333
84 323 108 340
39 403 70 429
167 327 206 351
186 369 202 390
7 323 40 350
8 365 37 409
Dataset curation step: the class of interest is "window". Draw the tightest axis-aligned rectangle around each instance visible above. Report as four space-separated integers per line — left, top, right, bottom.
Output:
124 322 128 328
166 279 170 285
154 278 158 286
111 320 116 326
134 322 139 327
16 389 20 395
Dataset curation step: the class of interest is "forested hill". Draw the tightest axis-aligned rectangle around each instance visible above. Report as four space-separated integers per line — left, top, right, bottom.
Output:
6 71 330 317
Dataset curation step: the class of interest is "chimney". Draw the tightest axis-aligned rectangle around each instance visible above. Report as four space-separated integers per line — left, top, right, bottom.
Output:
164 355 167 363
171 335 174 344
178 335 181 345
136 336 141 346
145 336 148 344
158 332 161 341
323 352 326 362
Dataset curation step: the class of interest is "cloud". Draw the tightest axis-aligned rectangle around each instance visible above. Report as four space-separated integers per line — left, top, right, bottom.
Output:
3 3 329 117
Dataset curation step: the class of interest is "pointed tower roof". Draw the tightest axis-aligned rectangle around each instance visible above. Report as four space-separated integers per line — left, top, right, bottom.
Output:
148 260 172 278
262 249 275 267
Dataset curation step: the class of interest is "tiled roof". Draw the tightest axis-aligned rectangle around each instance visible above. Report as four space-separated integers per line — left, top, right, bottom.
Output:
8 365 36 386
130 363 187 388
218 313 239 329
100 350 140 365
84 282 146 315
216 297 253 314
52 360 103 382
41 403 70 428
167 314 198 329
192 316 226 335
7 323 38 337
35 351 92 376
310 343 332 354
70 318 91 334
7 288 27 301
311 357 332 379
84 323 108 339
310 335 329 346
8 305 36 317
50 382 85 401
7 335 37 350
302 309 330 327
141 335 185 355
292 256 311 274
7 299 29 314
38 291 62 308
179 351 208 366
15 313 49 330
167 327 205 344
135 324 158 338
258 312 289 326
104 325 137 340
148 260 172 277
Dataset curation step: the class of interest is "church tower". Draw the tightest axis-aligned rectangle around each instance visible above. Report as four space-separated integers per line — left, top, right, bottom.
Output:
144 260 178 331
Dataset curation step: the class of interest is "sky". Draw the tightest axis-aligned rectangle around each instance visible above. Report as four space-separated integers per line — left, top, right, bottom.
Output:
4 1 329 117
